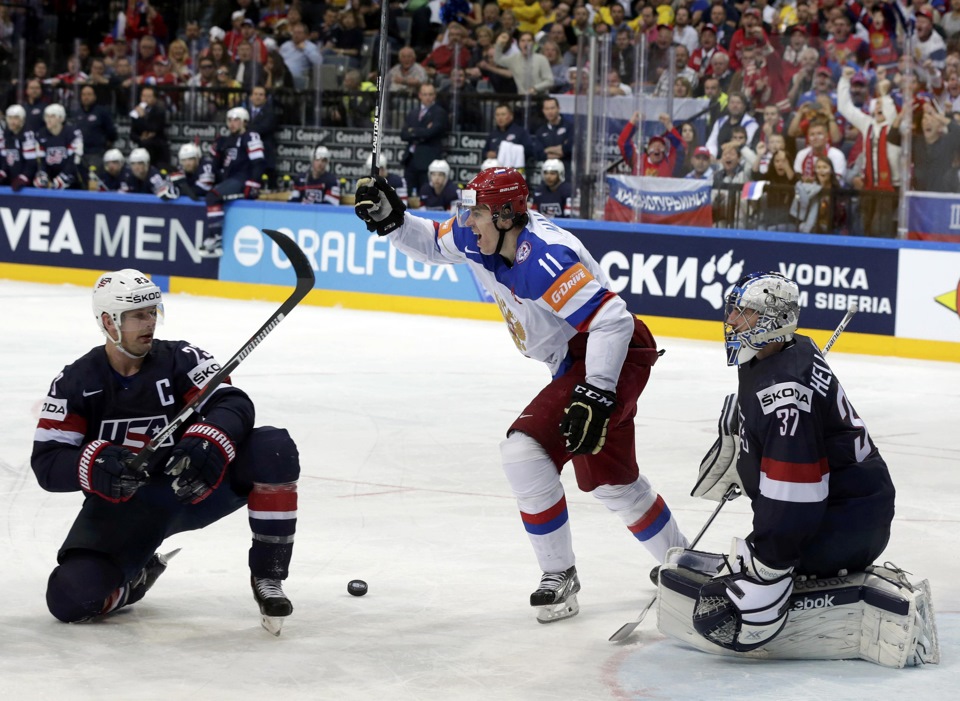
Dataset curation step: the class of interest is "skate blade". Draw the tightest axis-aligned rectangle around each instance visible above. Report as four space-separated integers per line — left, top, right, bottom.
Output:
536 594 580 624
261 614 284 637
158 548 182 566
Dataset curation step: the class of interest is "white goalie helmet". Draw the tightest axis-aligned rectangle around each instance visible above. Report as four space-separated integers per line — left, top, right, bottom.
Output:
724 272 800 366
43 103 66 123
178 142 201 164
541 158 565 181
428 159 451 178
364 152 387 170
92 269 164 345
129 147 151 165
227 106 250 124
103 148 125 165
314 146 331 161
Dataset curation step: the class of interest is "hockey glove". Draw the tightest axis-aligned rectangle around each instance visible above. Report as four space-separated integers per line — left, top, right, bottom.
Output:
78 440 144 503
691 393 741 501
50 175 67 190
355 175 406 236
692 537 794 653
243 180 261 199
561 382 616 455
11 174 28 192
164 422 236 504
34 171 49 189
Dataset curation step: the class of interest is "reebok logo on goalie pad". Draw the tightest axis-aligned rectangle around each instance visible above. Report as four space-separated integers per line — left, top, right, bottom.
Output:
791 593 835 611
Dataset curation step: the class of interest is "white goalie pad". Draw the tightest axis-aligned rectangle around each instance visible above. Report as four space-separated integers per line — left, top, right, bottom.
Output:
656 547 940 669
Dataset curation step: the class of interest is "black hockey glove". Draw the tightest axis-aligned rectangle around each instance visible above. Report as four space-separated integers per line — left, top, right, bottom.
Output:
164 422 236 504
355 175 406 236
78 440 144 503
560 382 616 455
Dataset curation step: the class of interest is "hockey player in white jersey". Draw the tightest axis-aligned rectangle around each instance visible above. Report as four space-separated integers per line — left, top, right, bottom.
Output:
355 167 689 623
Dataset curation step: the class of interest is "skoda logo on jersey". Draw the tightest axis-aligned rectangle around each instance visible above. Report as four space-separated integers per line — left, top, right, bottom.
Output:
516 240 532 264
234 225 266 266
99 415 174 450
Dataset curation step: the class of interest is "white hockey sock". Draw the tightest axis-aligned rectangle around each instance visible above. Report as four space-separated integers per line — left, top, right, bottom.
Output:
593 478 689 563
501 432 574 573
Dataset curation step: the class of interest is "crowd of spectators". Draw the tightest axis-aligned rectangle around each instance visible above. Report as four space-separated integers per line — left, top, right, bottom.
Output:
2 0 960 236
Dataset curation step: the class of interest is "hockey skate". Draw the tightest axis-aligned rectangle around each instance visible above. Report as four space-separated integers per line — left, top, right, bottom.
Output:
199 233 223 258
104 548 180 615
252 576 293 636
530 566 581 623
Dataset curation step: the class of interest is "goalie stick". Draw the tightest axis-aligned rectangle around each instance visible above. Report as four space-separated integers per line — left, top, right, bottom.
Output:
609 303 860 643
128 228 315 473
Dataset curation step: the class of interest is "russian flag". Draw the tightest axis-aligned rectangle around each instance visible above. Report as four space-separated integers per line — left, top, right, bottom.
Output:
741 181 766 201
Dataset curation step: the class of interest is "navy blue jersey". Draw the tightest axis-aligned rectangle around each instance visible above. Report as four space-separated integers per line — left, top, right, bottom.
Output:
33 340 254 493
210 129 265 183
736 334 895 570
168 157 216 200
289 170 340 204
35 125 83 188
531 181 572 218
0 127 37 183
93 165 127 192
120 165 167 195
418 180 459 211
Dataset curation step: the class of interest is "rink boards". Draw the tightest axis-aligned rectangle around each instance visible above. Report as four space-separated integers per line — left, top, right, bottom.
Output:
1 189 958 363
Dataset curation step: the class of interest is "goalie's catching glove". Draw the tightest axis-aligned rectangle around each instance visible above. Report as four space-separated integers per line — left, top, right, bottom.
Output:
561 382 616 455
355 175 406 236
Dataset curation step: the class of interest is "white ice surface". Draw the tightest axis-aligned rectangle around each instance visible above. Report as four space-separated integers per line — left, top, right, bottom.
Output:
1 279 957 700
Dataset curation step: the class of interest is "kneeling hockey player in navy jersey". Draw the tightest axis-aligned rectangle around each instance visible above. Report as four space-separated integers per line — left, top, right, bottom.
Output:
656 272 938 667
355 167 689 623
32 270 300 634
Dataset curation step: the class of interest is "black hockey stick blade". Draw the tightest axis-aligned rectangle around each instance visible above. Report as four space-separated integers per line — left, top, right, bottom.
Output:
129 229 315 473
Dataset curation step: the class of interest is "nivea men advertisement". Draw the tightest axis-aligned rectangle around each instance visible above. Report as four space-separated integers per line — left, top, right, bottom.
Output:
219 201 489 302
0 189 217 279
566 222 901 336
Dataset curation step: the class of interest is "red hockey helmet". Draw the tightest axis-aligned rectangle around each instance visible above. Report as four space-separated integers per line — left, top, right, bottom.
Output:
458 167 528 227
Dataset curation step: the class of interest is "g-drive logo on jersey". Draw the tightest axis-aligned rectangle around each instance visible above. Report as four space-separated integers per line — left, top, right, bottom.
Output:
757 381 813 415
546 263 590 311
99 416 175 450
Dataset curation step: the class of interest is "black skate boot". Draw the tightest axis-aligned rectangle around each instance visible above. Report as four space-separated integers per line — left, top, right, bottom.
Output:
530 566 581 623
650 566 660 586
103 549 180 615
252 576 293 636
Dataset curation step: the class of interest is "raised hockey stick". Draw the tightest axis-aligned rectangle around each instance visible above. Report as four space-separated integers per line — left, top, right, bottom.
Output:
128 229 315 473
370 0 391 177
609 484 741 642
609 304 860 643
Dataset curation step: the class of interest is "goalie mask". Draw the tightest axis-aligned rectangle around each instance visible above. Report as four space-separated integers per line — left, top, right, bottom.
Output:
724 272 800 366
93 269 164 349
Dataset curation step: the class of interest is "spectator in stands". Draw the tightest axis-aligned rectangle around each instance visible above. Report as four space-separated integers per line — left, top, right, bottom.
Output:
648 23 675 83
789 96 842 148
914 8 946 72
120 147 167 195
167 39 194 82
135 35 162 76
125 0 168 44
417 158 459 211
689 23 725 82
531 158 572 218
181 20 209 55
289 145 340 205
712 143 752 228
324 9 364 70
129 85 169 170
709 3 736 50
280 21 322 90
786 47 820 108
423 22 472 83
675 121 701 177
468 43 517 93
889 100 960 192
401 82 449 195
705 92 758 157
85 58 112 104
232 41 264 91
235 18 269 63
710 50 735 93
823 13 864 77
91 149 126 192
791 155 846 234
213 65 243 114
942 0 960 38
483 103 536 171
494 30 553 95
684 146 716 180
672 6 698 54
439 68 484 132
610 26 637 87
246 85 279 188
793 119 846 180
389 47 428 95
51 56 88 110
755 147 799 230
34 103 82 191
206 40 234 72
224 10 248 56
331 69 376 127
22 78 50 133
837 66 899 236
184 58 220 121
538 40 570 92
72 85 117 171
263 51 293 90
617 112 683 176
0 104 36 191
655 44 696 97
532 96 574 173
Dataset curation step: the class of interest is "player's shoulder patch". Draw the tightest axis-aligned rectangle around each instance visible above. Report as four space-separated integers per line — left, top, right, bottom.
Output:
754 380 814 415
515 240 532 263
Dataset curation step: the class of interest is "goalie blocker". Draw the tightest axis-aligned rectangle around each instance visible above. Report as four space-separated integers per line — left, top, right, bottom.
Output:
656 548 940 669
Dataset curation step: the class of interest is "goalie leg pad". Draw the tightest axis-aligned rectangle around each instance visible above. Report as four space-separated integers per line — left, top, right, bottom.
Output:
656 551 940 668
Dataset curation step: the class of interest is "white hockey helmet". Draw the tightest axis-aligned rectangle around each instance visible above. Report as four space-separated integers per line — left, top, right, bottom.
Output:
43 103 66 123
129 147 151 165
226 106 250 124
428 159 451 178
314 146 331 161
541 158 565 181
480 158 501 170
103 148 125 165
178 142 201 163
364 152 387 170
92 269 164 345
5 104 26 121
724 272 800 366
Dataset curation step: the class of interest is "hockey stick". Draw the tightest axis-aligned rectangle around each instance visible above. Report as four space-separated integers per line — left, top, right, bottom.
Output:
129 229 315 473
609 305 860 642
609 483 741 642
370 0 391 177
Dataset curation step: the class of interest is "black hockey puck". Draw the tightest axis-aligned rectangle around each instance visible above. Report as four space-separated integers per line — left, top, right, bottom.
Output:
347 579 368 596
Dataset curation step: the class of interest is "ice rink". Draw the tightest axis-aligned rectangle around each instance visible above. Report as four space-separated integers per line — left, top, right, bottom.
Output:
1 278 957 700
